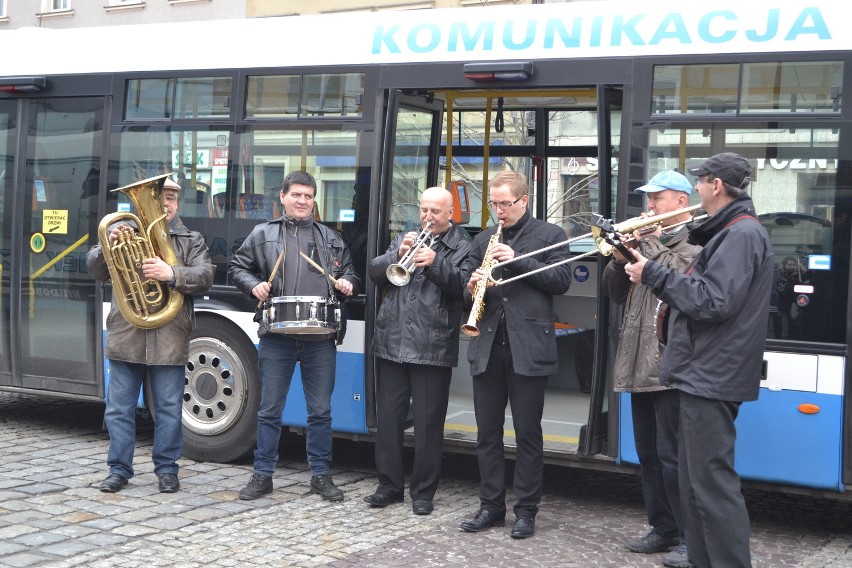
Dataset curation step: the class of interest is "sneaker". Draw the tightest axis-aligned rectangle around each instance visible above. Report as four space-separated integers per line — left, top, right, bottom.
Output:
662 544 693 568
310 474 344 502
625 531 680 553
239 473 273 500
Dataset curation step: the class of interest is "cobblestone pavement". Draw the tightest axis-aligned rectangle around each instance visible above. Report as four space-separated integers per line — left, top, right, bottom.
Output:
1 391 850 568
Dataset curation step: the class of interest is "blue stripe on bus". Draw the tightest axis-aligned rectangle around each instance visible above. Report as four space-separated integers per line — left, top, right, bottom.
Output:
617 389 843 492
281 351 368 434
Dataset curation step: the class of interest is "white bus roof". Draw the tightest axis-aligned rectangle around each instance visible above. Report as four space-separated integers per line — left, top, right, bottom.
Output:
0 0 847 76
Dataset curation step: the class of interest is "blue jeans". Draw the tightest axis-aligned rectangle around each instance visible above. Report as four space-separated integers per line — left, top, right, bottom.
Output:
254 335 336 476
105 360 184 479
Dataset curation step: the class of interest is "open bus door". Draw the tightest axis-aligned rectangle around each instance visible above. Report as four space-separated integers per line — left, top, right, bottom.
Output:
366 90 445 428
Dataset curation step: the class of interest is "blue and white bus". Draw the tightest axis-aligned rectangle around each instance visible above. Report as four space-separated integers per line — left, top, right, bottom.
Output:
0 0 850 496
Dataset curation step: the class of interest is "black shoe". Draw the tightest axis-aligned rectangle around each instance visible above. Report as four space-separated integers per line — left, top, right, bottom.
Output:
239 473 273 500
99 473 128 493
412 500 434 515
511 515 535 539
310 474 344 502
157 473 180 493
626 531 680 553
662 544 693 568
460 509 505 532
363 491 403 507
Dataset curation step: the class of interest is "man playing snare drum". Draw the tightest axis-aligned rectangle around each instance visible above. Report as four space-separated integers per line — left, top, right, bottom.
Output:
229 170 359 502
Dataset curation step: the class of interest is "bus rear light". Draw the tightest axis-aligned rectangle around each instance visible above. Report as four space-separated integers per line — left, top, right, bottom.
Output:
797 403 820 414
0 76 47 93
463 61 533 82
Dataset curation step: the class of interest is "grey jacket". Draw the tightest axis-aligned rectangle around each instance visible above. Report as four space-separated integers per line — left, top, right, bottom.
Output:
228 217 360 337
642 197 773 402
87 217 215 365
602 230 701 393
369 223 472 367
463 213 572 377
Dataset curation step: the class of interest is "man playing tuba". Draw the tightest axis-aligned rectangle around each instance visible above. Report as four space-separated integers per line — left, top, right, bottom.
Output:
88 176 215 494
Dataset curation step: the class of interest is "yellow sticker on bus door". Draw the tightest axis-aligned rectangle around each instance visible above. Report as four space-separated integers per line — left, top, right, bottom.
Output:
42 209 68 234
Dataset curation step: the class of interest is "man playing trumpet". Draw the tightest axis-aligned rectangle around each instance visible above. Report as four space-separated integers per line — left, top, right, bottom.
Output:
460 171 572 539
602 170 700 568
366 186 471 515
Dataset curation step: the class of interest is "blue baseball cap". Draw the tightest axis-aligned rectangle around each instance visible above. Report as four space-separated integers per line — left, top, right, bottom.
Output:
635 171 692 195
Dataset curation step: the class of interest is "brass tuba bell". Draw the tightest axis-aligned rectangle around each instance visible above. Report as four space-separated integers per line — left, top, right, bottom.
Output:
97 173 184 329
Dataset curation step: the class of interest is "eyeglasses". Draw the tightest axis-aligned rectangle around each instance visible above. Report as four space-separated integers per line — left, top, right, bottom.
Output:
487 196 523 209
697 175 716 185
162 194 179 203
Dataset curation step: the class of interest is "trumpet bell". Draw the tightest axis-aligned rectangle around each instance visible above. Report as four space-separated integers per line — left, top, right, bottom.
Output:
386 264 412 286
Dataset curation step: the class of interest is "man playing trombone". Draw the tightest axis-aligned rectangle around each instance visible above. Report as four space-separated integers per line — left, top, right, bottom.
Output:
602 170 700 568
460 171 572 539
365 186 471 515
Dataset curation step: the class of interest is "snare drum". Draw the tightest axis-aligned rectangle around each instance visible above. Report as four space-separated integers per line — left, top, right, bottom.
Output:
263 296 340 335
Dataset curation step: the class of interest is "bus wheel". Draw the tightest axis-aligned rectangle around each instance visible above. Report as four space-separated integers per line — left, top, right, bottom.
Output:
181 316 259 463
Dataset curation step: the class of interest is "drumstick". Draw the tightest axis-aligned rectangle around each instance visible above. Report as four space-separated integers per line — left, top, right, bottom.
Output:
257 249 286 309
299 251 339 285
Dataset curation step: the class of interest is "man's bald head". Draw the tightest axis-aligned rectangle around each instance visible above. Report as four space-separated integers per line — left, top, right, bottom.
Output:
419 186 454 234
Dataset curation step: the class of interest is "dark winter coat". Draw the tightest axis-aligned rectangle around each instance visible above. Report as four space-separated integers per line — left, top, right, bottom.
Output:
603 229 701 392
87 217 215 365
228 217 360 338
462 213 572 377
641 197 773 402
369 223 472 367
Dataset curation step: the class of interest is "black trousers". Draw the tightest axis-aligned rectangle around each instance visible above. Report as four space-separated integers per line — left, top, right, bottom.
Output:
632 389 683 540
472 340 547 517
679 390 751 568
374 358 452 501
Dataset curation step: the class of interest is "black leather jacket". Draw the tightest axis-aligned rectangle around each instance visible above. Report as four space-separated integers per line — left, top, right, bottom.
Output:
369 223 472 367
229 218 360 338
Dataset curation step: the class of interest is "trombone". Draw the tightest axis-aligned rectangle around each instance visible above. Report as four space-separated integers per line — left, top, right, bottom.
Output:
386 221 435 286
487 205 704 286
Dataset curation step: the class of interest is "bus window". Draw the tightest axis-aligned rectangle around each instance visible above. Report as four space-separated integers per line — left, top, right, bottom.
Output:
643 125 848 344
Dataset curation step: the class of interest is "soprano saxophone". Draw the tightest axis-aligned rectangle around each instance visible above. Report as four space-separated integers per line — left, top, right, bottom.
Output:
461 221 503 337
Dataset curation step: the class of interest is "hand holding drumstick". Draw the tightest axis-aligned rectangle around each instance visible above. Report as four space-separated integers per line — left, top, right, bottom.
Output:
299 251 354 297
255 250 285 308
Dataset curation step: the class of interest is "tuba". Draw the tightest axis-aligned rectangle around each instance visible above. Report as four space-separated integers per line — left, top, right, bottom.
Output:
97 173 184 329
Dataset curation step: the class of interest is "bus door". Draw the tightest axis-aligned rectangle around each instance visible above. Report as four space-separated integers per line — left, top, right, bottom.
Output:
369 90 445 427
0 97 105 398
379 85 626 459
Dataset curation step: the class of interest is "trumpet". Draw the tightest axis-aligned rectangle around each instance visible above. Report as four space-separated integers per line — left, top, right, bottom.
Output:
487 205 703 286
386 221 435 286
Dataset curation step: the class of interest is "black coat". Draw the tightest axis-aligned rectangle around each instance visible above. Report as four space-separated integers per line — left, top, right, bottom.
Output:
462 213 572 377
228 218 360 337
642 197 773 402
369 223 472 367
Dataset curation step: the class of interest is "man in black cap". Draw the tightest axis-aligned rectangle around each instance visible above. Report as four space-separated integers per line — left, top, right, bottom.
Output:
624 152 773 568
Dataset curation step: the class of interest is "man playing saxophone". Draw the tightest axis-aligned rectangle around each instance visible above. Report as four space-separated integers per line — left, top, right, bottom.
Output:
366 186 471 515
460 171 572 539
87 176 214 494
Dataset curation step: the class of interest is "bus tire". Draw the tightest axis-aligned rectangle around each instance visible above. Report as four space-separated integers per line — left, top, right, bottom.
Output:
181 315 259 463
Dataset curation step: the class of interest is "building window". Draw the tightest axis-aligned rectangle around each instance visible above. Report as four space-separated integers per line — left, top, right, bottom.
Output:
0 0 6 18
46 0 69 10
